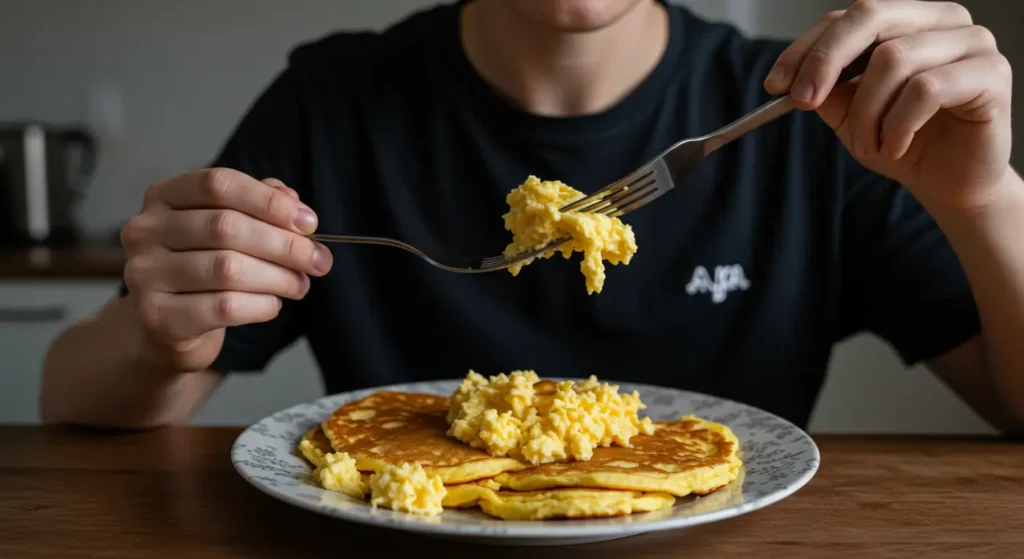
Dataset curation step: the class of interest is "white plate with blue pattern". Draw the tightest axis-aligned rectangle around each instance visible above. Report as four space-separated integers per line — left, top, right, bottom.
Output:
231 379 819 546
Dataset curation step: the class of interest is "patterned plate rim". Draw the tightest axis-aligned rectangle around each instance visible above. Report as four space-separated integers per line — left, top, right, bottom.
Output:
231 379 820 539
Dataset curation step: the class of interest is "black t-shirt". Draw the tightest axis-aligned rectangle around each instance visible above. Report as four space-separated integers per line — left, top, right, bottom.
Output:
146 1 981 427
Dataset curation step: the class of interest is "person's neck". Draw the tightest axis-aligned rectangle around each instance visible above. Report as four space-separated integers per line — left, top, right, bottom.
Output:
460 0 669 117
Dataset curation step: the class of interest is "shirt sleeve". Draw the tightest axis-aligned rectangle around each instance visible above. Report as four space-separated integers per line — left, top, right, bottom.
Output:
119 66 308 375
838 156 981 365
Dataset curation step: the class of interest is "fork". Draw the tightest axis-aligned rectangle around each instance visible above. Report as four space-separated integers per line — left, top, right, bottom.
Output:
313 46 876 273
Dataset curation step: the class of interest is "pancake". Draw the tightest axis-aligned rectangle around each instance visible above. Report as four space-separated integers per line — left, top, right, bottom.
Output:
492 416 741 497
321 391 527 484
442 484 674 520
480 488 675 520
441 479 502 508
298 425 334 468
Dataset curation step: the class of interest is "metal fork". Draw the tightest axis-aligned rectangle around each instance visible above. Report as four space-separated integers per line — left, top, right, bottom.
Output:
313 46 876 273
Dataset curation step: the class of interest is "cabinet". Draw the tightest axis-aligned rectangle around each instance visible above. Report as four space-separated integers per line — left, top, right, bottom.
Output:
0 281 324 425
0 281 120 423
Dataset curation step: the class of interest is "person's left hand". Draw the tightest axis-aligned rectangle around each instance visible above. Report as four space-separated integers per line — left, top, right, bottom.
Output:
764 0 1014 211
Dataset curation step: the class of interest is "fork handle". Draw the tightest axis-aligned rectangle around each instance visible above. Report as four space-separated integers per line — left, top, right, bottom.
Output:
701 44 878 155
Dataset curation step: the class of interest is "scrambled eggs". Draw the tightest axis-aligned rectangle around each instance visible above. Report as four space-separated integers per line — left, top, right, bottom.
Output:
369 462 448 516
447 370 655 465
503 175 638 294
315 451 367 500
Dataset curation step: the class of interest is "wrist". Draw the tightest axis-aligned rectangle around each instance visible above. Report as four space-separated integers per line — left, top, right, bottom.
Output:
923 168 1024 266
924 167 1024 225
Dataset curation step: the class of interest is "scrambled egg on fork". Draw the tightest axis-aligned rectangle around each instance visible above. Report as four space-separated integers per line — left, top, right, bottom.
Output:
502 175 637 294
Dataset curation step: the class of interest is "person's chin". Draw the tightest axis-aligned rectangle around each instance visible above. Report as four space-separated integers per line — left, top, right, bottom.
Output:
499 0 649 33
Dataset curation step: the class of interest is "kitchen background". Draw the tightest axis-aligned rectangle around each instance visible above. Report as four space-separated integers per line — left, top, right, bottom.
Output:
0 0 1019 432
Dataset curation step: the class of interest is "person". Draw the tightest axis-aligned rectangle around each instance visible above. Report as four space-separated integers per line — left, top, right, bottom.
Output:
40 0 1022 433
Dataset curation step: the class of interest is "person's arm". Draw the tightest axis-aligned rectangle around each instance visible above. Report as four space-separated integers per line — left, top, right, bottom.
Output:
39 65 324 429
926 169 1024 432
40 296 223 428
764 1 1022 431
38 169 320 429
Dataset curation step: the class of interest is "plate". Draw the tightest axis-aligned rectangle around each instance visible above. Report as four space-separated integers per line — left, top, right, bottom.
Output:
231 379 819 546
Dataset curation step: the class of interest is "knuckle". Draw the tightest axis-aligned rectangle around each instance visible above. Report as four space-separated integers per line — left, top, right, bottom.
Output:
946 2 973 25
971 25 998 50
263 188 292 220
873 40 908 73
211 251 241 285
122 256 150 290
850 0 881 19
283 233 309 265
215 292 238 323
908 73 942 101
208 209 242 244
200 167 236 203
120 214 152 249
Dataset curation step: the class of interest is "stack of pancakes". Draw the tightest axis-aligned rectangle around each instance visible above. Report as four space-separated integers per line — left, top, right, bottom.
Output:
299 390 742 520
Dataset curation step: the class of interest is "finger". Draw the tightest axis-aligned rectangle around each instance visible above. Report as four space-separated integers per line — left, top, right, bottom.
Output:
125 250 310 300
847 25 1000 158
263 177 300 200
765 10 845 94
155 209 333 276
788 0 973 109
881 56 1011 160
138 291 282 342
149 168 319 235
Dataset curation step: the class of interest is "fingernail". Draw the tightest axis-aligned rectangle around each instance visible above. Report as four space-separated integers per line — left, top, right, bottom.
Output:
294 207 317 234
312 244 333 275
791 80 814 103
299 274 311 297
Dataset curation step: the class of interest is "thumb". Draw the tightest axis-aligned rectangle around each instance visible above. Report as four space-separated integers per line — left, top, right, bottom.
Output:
262 177 300 200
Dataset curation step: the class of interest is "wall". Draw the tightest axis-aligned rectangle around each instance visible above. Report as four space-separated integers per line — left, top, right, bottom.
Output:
1 0 1014 433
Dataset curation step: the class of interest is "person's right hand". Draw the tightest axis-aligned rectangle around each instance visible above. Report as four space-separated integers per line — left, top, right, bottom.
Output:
120 168 333 372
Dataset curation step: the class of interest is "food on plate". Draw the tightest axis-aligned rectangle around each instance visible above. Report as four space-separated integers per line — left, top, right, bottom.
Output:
452 487 675 521
502 175 637 294
492 416 742 497
317 452 368 499
298 371 742 520
298 424 333 468
368 462 447 516
300 426 370 499
446 370 655 464
320 390 526 484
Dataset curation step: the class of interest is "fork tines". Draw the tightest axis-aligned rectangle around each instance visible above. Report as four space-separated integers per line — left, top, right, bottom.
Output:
560 170 660 218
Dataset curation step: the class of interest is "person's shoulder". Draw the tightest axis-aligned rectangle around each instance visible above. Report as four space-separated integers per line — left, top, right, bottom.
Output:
671 5 789 99
282 3 449 91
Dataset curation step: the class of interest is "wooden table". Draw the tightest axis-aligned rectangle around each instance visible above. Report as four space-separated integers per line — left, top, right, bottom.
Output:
2 426 1022 558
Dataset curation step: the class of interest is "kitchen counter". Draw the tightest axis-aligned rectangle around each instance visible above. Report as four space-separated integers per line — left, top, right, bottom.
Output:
0 239 125 280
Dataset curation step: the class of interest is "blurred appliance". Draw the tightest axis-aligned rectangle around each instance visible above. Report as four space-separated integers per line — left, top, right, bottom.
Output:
0 123 97 248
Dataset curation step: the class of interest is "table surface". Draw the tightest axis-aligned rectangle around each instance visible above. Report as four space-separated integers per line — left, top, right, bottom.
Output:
3 426 1022 558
